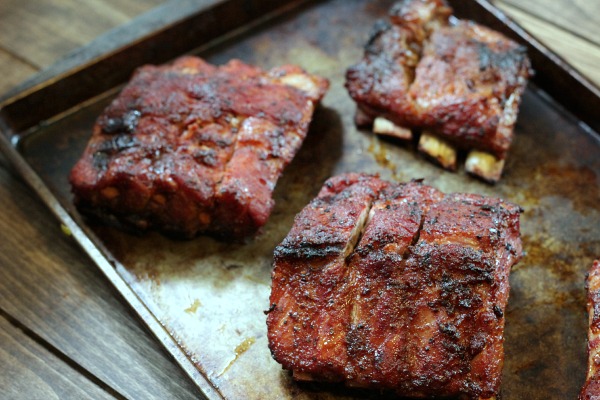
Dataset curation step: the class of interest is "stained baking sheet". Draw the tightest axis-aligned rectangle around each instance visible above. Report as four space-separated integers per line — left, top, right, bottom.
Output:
1 0 600 398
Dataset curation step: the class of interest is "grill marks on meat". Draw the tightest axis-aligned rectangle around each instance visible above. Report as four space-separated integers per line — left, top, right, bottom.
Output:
581 260 600 400
69 56 328 239
267 173 522 399
345 0 531 182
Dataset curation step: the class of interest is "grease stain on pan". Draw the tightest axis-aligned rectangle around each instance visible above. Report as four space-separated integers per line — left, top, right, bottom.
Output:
512 162 600 214
218 337 256 377
368 137 398 177
185 299 202 314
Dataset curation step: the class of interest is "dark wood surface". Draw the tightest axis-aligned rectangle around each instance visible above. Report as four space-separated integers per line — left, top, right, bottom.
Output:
0 0 598 398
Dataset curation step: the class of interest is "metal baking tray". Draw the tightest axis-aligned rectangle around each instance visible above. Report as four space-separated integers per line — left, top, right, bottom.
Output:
1 0 599 398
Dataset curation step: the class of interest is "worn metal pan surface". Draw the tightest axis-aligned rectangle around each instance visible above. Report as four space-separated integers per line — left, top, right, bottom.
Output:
1 0 599 398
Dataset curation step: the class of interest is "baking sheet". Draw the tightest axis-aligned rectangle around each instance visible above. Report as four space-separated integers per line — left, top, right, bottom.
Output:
2 0 600 398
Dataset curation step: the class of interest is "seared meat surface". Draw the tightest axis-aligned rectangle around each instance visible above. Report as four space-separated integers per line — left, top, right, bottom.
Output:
267 173 522 399
345 0 531 182
581 260 600 400
70 56 328 239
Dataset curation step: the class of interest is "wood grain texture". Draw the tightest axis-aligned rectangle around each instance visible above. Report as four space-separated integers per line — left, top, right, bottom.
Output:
0 0 163 93
0 165 201 399
494 0 600 87
0 49 37 96
0 315 113 400
496 0 600 46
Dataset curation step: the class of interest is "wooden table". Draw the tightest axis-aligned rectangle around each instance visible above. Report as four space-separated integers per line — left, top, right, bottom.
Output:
0 0 598 398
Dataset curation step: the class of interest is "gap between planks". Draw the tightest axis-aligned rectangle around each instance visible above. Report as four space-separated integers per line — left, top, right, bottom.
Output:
0 307 127 400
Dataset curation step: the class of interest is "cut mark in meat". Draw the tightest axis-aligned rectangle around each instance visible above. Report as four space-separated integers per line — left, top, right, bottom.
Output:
341 198 374 260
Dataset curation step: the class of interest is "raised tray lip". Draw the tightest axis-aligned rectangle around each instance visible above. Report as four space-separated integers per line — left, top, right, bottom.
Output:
0 0 598 398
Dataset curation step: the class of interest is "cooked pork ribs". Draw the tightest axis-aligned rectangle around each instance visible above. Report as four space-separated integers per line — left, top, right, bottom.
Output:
69 56 328 239
267 173 522 399
581 260 600 400
345 0 532 182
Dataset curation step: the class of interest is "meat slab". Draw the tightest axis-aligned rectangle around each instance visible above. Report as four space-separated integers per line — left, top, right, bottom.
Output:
581 259 600 400
345 0 532 182
266 173 522 399
69 56 328 239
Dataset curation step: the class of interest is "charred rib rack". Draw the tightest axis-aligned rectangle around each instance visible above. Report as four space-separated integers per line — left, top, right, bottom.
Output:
345 0 532 182
69 56 329 239
581 260 600 400
266 173 522 399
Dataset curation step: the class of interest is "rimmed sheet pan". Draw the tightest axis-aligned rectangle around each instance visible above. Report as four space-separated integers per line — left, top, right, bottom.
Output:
1 0 599 398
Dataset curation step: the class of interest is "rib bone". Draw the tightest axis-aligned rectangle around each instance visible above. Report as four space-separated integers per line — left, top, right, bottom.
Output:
465 150 505 183
418 131 457 170
373 117 413 140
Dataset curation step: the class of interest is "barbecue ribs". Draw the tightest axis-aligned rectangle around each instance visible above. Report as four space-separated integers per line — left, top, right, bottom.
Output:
266 173 522 399
581 259 600 400
345 0 532 182
69 56 329 239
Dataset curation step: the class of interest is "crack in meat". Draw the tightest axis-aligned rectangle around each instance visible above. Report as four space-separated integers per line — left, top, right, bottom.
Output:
267 173 522 399
69 56 328 239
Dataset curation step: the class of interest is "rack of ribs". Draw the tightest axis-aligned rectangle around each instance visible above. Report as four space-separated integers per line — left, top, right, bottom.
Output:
69 56 329 239
266 173 522 399
581 259 600 400
345 0 532 182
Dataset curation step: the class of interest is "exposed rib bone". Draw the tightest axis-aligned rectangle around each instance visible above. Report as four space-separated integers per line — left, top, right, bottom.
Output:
373 117 413 140
465 150 505 183
278 73 321 98
418 131 457 170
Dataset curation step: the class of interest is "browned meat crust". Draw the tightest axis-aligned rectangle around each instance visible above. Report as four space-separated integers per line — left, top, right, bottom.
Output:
346 0 451 128
69 56 328 239
266 173 522 399
581 259 600 400
345 0 531 173
411 21 530 158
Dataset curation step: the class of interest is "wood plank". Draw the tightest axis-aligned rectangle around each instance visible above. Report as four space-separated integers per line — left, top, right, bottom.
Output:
0 315 114 400
0 0 163 68
0 165 202 400
493 2 600 87
0 49 37 96
495 0 600 47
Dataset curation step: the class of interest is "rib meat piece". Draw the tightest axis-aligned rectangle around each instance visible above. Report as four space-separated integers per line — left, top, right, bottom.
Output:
69 56 328 239
267 173 522 399
267 174 387 381
345 0 532 182
581 259 600 400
